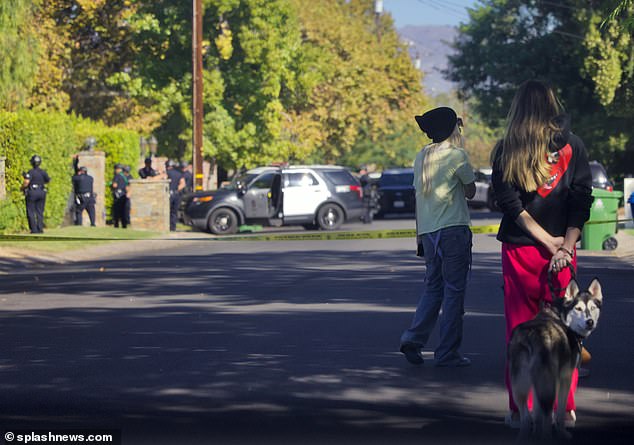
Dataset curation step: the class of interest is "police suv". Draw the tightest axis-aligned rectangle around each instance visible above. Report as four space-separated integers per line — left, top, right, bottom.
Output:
183 165 364 235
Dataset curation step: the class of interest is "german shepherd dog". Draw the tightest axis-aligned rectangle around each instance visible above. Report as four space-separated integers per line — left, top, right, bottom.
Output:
508 278 603 440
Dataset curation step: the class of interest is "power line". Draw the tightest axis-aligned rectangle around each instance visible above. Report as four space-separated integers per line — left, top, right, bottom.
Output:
416 0 469 20
427 0 469 16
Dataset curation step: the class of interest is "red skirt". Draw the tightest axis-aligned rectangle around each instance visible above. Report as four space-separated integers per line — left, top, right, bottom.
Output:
502 242 578 412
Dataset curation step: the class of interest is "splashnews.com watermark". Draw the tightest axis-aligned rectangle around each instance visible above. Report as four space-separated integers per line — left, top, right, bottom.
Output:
2 430 121 445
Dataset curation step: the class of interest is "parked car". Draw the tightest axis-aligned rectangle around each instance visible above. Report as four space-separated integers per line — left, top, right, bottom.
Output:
183 165 364 234
472 161 613 212
375 168 415 217
589 161 614 191
469 168 491 208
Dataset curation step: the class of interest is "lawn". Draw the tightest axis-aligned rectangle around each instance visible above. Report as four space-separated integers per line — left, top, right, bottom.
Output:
0 226 162 253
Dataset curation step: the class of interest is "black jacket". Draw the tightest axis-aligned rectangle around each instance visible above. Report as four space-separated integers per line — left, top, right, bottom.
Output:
492 117 593 245
73 174 94 194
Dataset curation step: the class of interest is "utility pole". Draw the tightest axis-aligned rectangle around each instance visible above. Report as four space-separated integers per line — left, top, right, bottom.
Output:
192 0 204 191
375 0 383 42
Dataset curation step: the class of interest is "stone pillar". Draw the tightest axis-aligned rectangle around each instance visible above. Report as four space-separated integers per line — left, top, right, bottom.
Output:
64 151 106 227
128 179 170 232
0 157 6 200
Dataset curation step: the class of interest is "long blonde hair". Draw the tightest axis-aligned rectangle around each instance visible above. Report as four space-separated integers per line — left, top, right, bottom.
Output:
421 124 464 195
496 80 563 191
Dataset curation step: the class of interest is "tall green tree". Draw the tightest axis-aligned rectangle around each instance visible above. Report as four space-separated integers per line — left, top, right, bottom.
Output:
18 0 428 170
448 0 634 178
0 0 40 110
290 0 428 164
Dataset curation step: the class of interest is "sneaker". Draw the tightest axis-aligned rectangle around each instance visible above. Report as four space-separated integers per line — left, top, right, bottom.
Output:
565 410 576 428
400 344 424 365
504 411 520 429
552 410 576 428
581 346 591 364
436 356 471 367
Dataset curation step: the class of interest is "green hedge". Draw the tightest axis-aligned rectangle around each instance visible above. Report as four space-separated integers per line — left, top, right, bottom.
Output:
0 111 139 233
0 111 76 232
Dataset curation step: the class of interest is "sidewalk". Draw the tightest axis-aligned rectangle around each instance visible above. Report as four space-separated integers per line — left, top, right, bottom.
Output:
0 231 207 273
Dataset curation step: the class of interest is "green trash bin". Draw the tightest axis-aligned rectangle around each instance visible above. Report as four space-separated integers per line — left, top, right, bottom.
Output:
581 188 623 250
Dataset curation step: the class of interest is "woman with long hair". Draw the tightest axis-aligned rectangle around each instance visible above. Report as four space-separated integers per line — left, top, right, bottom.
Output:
400 107 476 367
491 80 593 427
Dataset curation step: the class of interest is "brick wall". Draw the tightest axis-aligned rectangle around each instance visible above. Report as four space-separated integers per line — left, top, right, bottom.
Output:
129 179 170 232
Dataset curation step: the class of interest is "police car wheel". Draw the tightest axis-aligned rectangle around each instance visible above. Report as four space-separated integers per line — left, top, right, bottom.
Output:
316 204 344 231
207 208 238 235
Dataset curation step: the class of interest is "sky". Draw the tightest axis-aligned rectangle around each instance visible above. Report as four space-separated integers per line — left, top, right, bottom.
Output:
382 0 479 28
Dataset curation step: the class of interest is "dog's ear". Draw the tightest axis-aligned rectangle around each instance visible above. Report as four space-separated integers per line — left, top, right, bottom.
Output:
564 279 580 302
588 278 603 304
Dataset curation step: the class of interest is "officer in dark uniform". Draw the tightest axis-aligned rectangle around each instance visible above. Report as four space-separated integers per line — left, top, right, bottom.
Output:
21 155 50 233
71 158 96 226
166 160 186 231
138 157 158 179
123 165 133 227
180 161 193 193
358 165 376 224
111 164 129 228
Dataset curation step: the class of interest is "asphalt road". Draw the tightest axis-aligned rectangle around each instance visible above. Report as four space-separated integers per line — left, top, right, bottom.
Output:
1 214 633 444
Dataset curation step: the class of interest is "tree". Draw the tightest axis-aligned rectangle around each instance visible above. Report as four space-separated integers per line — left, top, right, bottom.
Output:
289 0 428 164
602 0 634 31
0 0 41 110
448 0 634 179
13 0 428 171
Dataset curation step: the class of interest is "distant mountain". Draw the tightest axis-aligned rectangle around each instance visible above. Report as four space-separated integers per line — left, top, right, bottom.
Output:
398 25 458 96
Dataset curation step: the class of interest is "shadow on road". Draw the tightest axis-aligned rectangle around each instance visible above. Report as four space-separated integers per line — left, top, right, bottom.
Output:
0 244 632 443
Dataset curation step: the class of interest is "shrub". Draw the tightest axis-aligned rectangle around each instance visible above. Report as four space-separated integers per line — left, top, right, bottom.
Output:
0 111 139 232
0 111 76 232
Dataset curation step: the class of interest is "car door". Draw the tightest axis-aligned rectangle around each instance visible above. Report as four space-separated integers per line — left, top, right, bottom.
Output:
282 170 328 217
243 172 279 219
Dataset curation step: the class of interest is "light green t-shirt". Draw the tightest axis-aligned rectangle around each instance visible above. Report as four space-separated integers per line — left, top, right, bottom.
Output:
414 142 476 235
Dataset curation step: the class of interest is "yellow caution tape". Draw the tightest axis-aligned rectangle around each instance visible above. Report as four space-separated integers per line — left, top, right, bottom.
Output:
218 224 500 242
1 218 631 243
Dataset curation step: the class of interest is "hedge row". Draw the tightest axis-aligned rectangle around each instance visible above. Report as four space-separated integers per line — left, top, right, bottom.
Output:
0 110 139 233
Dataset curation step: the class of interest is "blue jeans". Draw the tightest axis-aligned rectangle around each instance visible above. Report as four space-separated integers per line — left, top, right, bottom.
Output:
400 225 472 364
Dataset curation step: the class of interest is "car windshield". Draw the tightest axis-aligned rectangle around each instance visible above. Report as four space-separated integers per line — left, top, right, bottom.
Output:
223 173 258 190
380 173 414 187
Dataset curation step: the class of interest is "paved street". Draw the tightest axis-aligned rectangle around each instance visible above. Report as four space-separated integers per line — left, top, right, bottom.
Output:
1 216 633 444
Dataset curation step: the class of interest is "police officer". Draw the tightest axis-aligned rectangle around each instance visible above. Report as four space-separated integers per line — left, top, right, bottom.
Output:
72 158 96 226
180 161 193 193
21 155 50 233
166 160 186 231
123 165 133 227
358 165 376 224
111 164 129 228
138 157 158 179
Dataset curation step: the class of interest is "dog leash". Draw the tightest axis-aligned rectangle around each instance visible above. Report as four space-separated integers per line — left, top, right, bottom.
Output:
547 261 577 301
547 261 587 368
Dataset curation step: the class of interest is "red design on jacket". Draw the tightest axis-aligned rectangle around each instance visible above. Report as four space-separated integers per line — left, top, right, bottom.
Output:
537 144 573 198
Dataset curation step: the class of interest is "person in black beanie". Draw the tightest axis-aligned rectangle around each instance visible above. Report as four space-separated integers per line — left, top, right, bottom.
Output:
399 107 476 368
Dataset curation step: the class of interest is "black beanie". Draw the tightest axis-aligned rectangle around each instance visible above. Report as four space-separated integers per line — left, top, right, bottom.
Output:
415 107 457 143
